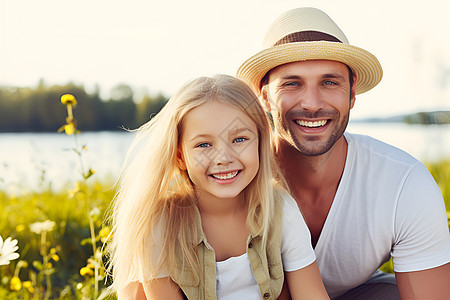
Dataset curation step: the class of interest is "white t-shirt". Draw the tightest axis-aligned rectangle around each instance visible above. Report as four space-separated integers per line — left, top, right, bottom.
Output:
216 194 316 299
316 132 450 298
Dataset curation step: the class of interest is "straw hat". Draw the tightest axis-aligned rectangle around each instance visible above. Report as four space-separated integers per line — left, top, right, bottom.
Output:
237 7 383 95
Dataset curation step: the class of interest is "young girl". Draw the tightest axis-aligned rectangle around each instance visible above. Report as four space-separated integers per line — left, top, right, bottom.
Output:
107 75 329 299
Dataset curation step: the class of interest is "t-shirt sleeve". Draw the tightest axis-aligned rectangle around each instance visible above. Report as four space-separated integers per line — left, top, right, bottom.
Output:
392 162 450 272
281 194 317 272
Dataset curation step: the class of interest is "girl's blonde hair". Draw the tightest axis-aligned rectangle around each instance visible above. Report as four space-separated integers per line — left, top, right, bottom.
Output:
107 74 287 291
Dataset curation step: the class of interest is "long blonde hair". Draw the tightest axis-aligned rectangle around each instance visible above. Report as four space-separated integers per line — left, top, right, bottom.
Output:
107 74 286 291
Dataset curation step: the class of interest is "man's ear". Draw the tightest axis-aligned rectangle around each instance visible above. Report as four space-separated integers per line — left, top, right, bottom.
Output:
350 74 357 109
176 149 187 170
260 85 272 112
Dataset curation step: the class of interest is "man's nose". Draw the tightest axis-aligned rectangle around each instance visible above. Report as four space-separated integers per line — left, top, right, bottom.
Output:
299 86 324 111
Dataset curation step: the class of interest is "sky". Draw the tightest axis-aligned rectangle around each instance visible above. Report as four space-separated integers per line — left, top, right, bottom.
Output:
1 0 449 119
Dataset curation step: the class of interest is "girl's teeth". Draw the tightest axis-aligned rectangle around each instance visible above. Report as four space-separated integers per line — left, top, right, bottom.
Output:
296 120 327 128
212 171 238 180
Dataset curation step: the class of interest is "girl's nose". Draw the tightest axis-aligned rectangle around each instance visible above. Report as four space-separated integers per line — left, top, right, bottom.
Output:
215 144 234 166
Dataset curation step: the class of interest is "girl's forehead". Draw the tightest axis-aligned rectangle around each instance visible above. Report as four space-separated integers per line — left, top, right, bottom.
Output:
181 100 258 138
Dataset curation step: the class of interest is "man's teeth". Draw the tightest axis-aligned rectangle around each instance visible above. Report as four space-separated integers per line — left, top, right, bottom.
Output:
295 120 327 128
212 171 239 180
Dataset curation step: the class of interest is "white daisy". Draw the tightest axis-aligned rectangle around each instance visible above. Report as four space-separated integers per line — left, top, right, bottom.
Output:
30 220 56 234
0 236 20 266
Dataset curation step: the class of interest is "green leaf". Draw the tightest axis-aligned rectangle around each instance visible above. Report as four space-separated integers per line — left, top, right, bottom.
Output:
80 238 92 246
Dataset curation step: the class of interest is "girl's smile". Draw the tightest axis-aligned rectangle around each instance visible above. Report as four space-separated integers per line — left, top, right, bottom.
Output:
210 170 241 183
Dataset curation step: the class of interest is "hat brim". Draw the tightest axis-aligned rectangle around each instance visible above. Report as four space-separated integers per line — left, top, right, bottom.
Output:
237 41 383 95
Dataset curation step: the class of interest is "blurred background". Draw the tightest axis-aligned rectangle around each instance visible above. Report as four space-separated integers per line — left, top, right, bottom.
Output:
1 0 449 191
0 1 449 298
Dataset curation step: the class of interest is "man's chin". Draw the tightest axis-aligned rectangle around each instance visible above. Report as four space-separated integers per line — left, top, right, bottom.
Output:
291 136 336 157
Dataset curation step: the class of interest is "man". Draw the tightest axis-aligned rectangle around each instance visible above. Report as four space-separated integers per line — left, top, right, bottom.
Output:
237 7 450 300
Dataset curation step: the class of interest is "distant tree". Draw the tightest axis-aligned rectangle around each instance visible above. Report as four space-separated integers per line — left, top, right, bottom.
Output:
136 92 168 127
105 84 137 130
0 82 170 132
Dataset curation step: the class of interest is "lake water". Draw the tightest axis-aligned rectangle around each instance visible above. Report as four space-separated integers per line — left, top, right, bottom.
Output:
1 123 449 193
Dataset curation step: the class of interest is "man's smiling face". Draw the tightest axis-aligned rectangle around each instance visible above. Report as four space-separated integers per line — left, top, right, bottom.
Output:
263 60 356 156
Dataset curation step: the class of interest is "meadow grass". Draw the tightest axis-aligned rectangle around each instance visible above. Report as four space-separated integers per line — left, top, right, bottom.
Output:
0 94 117 299
426 160 450 210
0 181 116 299
1 160 449 297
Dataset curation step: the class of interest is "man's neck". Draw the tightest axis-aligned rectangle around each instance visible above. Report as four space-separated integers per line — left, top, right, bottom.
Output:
275 135 349 247
275 135 348 201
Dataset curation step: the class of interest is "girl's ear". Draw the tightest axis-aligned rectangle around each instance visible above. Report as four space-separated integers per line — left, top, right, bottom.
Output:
176 149 187 170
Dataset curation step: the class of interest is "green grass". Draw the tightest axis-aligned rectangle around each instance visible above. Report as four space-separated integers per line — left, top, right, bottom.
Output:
1 160 449 297
0 181 116 299
426 160 450 210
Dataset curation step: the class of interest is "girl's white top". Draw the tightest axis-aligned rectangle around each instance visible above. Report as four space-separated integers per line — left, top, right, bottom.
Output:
216 194 316 299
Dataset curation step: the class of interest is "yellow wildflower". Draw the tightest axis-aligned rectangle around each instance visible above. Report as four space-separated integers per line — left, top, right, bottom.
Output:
60 94 77 106
16 224 26 232
99 226 112 243
63 123 76 135
23 281 34 293
46 262 53 269
59 94 79 135
51 254 60 262
80 266 94 277
10 276 21 291
84 168 96 180
86 263 95 269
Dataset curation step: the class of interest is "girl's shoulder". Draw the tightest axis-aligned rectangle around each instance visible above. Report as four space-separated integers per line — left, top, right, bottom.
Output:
272 187 293 212
268 188 292 233
272 189 305 231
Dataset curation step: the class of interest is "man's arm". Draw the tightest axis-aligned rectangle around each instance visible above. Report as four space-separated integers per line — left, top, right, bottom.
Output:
396 262 450 299
392 163 450 299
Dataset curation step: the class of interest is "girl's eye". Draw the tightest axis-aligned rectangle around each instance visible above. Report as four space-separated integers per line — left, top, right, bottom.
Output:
196 142 211 148
233 137 248 143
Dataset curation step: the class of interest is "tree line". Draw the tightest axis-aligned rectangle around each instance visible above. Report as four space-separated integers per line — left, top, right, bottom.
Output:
0 82 168 132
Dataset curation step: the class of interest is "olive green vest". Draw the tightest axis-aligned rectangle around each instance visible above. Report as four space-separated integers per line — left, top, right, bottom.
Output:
171 198 284 300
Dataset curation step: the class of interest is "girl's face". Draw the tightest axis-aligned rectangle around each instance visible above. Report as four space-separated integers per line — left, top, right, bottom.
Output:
178 100 259 204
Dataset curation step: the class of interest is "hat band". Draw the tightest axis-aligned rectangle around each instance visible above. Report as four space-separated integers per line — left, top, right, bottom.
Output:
273 30 342 46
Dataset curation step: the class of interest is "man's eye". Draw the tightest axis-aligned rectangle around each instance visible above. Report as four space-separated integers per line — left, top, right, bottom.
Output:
196 142 211 148
284 82 299 86
324 80 337 85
